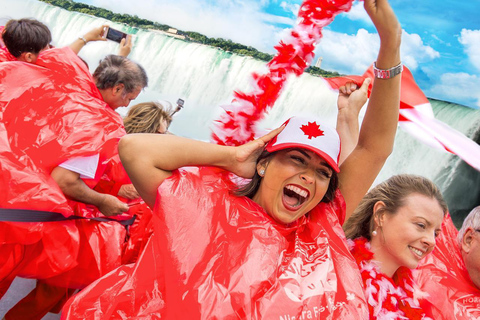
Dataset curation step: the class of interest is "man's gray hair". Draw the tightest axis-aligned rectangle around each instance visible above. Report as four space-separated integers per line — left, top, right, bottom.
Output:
458 206 480 245
93 55 148 93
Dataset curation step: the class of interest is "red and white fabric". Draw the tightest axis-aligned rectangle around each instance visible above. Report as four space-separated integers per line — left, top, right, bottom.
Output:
415 214 480 319
324 65 480 172
62 167 368 319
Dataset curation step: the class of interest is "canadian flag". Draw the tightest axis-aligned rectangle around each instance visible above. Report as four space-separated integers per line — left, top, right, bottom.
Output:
324 65 480 172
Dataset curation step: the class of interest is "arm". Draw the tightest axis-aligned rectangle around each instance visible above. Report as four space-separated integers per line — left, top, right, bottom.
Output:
338 0 402 220
119 128 283 208
69 25 108 55
51 166 129 216
336 78 370 164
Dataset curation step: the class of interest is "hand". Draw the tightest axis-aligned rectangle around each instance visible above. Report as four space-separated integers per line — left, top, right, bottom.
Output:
97 194 129 216
337 78 371 116
117 35 133 57
227 125 285 178
83 25 109 43
117 184 140 200
364 0 401 46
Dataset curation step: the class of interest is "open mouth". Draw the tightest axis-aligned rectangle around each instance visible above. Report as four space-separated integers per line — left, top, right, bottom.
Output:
282 184 309 211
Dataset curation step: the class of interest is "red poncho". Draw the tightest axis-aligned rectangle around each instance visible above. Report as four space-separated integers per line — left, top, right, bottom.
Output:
0 47 128 293
415 214 480 319
62 167 368 319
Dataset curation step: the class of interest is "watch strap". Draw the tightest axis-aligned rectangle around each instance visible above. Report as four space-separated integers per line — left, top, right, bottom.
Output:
373 62 403 79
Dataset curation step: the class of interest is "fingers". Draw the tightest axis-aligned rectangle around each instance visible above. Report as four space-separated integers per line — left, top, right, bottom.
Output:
359 78 372 93
340 80 366 95
257 125 285 145
120 202 129 212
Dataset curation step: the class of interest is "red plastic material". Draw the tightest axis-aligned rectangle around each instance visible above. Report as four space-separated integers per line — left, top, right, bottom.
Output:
62 167 368 319
94 155 155 264
415 214 480 319
0 47 127 292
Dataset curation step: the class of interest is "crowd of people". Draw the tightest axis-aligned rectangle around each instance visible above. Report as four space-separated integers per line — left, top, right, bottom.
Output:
0 0 479 319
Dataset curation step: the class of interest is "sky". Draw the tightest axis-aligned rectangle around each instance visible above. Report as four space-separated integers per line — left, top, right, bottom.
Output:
73 0 479 108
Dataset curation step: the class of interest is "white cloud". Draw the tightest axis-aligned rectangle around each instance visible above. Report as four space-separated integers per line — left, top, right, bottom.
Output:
459 29 480 72
280 1 300 16
342 1 371 24
430 72 480 108
314 29 378 74
401 30 440 70
314 29 439 75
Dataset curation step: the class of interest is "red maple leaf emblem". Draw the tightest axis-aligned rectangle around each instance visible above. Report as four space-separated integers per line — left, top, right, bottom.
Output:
300 121 324 139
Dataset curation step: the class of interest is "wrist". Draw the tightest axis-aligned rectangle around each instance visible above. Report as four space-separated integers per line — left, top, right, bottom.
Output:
79 36 88 45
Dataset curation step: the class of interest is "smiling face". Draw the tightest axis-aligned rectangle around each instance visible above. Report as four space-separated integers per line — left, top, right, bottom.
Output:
252 148 333 225
370 193 444 277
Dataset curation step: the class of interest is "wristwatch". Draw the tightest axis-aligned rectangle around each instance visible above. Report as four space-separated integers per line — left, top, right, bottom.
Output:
373 62 403 79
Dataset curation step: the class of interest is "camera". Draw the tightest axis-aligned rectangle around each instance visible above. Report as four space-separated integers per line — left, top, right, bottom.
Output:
103 27 129 43
176 99 185 108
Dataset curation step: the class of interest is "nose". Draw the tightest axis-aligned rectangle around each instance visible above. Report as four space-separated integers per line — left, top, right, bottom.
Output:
422 231 436 249
300 169 315 184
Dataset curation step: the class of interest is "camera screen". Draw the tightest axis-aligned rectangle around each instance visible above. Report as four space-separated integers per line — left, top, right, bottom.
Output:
106 28 127 43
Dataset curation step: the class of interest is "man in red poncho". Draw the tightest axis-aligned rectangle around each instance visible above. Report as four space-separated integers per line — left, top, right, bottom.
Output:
0 41 147 319
416 208 480 319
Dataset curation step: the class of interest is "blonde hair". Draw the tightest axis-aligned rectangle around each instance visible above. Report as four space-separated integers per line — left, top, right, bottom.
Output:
343 174 447 240
124 101 173 134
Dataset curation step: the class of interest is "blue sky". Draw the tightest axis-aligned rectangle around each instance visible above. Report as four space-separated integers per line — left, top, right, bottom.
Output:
76 0 480 108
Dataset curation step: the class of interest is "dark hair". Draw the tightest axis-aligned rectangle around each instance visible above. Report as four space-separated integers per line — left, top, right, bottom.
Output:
234 150 339 204
93 55 148 93
2 18 52 57
343 174 448 241
124 101 173 134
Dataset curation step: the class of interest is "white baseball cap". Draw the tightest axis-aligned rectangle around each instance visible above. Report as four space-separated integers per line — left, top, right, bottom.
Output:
265 116 341 172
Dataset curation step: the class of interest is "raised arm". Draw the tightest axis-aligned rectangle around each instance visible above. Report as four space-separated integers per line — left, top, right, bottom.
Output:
119 128 283 208
336 78 370 165
69 25 108 55
338 0 402 220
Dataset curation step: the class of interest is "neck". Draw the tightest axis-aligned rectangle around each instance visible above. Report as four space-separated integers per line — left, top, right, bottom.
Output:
369 237 399 278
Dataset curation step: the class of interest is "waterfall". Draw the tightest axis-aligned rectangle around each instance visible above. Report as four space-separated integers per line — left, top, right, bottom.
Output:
3 0 480 224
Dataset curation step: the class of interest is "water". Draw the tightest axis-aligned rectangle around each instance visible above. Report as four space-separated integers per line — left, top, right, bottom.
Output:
2 0 480 224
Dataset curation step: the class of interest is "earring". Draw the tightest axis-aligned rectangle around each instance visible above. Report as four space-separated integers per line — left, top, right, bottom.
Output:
259 169 265 176
372 228 378 236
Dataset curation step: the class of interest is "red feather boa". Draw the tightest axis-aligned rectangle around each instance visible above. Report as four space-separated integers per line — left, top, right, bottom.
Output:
349 237 431 320
212 0 354 146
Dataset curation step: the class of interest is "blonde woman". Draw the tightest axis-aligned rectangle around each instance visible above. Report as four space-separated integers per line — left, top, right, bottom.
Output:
344 174 447 319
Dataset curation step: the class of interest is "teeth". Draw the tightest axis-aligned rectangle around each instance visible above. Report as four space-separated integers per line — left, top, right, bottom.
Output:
409 246 424 257
285 185 308 199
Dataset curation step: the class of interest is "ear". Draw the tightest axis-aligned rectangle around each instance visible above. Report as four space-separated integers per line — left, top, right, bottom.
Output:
256 158 270 176
461 227 476 254
112 83 125 96
372 201 386 227
18 52 35 62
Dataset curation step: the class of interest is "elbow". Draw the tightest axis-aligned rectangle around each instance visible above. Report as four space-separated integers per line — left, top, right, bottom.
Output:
51 167 79 194
369 145 393 165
